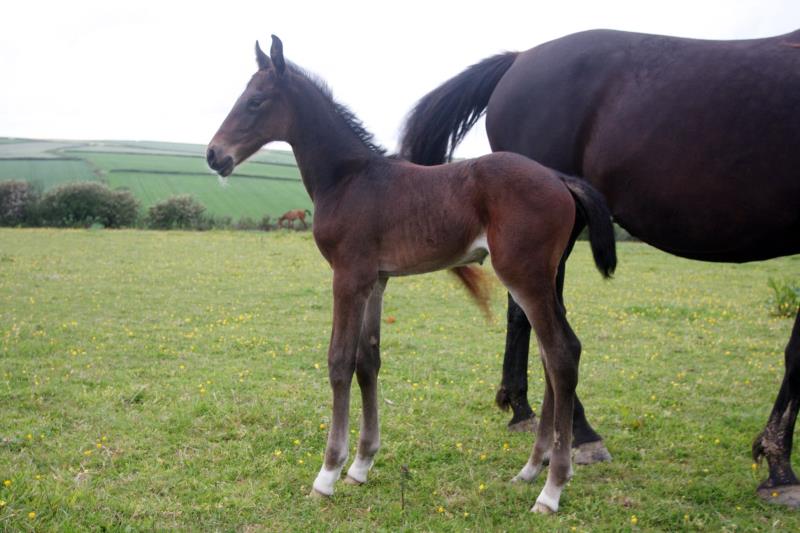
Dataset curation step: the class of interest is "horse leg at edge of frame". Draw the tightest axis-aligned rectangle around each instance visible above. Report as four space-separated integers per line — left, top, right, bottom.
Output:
344 277 388 485
753 306 800 508
311 269 376 497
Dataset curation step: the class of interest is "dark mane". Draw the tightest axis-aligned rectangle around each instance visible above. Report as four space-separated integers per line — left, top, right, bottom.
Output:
288 62 386 155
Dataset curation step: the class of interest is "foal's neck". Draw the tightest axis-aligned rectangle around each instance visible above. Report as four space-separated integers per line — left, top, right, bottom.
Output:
286 81 381 200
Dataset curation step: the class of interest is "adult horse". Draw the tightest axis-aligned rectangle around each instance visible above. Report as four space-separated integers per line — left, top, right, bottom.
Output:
400 28 800 505
278 208 312 229
207 35 616 514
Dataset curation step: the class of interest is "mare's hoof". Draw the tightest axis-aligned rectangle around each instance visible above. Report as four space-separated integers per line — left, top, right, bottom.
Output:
573 440 612 465
342 475 364 486
508 416 537 433
758 485 800 508
309 488 331 499
530 502 556 514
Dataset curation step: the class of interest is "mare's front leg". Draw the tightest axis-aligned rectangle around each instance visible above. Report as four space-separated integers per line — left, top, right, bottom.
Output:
312 268 377 497
344 276 388 485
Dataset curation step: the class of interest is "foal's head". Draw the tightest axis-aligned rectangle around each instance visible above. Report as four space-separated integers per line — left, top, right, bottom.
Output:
207 35 291 177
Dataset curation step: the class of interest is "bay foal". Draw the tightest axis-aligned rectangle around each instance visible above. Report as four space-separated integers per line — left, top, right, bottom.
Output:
207 36 616 514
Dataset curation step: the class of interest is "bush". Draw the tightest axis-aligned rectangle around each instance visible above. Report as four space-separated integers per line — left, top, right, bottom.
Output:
258 215 273 231
147 195 206 230
37 181 139 228
0 180 40 226
235 216 258 231
767 277 800 318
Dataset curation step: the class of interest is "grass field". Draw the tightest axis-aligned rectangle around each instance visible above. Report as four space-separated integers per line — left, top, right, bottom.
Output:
1 229 799 531
0 138 309 221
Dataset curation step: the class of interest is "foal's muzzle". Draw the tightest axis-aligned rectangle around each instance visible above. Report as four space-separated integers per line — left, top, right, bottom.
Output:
206 147 235 177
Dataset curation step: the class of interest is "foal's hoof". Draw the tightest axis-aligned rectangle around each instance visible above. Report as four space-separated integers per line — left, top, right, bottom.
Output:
530 502 556 514
573 440 612 465
758 485 800 508
508 416 537 433
309 488 331 499
342 475 364 486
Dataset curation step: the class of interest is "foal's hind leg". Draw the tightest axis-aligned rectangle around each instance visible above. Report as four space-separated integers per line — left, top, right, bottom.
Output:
513 286 580 514
753 307 800 507
344 277 388 485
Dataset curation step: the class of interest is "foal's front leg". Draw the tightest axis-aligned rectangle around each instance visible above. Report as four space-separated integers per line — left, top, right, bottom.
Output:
345 276 388 485
312 269 376 497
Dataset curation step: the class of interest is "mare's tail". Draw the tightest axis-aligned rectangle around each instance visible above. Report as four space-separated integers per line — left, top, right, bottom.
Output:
560 175 617 278
400 52 519 164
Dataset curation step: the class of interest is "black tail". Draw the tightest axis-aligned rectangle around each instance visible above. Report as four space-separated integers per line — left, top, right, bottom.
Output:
400 52 519 164
560 175 617 278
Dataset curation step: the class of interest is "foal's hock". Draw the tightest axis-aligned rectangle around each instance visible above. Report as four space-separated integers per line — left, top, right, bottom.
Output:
207 35 615 514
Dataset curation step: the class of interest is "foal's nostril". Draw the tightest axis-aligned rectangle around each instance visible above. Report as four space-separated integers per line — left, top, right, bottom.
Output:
206 148 217 167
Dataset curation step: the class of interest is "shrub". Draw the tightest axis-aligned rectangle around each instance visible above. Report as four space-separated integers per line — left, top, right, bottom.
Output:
37 182 139 228
767 277 800 318
0 180 40 226
258 215 272 231
235 216 258 231
147 195 206 230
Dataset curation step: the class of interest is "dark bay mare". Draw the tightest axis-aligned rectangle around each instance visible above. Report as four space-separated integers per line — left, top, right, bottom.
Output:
207 35 616 514
400 28 800 505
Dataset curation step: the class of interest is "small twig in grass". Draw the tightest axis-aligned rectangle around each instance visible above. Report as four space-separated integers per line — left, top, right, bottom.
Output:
401 464 410 511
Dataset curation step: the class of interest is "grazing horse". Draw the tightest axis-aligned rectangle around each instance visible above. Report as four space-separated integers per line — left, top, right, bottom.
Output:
400 28 800 504
278 208 312 229
207 35 616 514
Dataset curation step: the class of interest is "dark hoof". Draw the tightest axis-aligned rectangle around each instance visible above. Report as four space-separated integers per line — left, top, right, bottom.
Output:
758 485 800 508
572 440 612 465
508 416 537 433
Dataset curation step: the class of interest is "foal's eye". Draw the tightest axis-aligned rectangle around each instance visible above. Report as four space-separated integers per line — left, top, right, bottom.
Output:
246 98 264 111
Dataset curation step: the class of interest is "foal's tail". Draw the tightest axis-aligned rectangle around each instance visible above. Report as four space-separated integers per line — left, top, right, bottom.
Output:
450 266 493 320
400 51 519 164
560 175 617 278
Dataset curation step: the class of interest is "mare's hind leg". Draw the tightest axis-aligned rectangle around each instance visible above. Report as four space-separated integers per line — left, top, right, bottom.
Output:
500 261 611 463
344 277 388 485
753 307 800 507
498 293 536 431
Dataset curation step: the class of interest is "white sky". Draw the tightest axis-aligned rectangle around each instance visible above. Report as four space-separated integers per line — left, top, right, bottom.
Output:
1 0 798 158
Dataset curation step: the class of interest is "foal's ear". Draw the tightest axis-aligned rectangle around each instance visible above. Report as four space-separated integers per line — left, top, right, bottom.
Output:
270 34 286 76
255 40 271 70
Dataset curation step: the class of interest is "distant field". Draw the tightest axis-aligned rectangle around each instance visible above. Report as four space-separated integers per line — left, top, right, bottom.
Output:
0 138 310 221
1 231 799 530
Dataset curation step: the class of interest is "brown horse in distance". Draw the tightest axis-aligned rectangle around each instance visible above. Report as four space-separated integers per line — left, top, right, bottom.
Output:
207 35 615 514
401 28 800 505
278 208 311 229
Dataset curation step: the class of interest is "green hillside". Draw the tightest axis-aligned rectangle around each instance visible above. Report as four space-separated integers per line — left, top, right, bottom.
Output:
0 138 310 221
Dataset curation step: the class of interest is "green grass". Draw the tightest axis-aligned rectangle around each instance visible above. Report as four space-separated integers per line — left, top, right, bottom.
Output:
0 138 307 221
0 230 798 531
0 159 98 186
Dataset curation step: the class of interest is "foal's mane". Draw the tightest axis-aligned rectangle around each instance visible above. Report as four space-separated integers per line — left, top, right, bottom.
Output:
288 62 387 155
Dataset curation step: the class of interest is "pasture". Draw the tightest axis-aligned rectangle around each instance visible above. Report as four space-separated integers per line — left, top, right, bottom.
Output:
0 138 310 221
1 229 799 531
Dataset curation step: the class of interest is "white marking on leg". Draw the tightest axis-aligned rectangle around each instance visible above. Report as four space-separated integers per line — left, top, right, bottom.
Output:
313 464 345 496
512 461 543 483
346 455 374 484
532 471 567 513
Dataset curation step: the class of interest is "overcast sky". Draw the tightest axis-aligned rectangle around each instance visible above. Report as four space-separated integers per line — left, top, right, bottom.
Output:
1 0 798 158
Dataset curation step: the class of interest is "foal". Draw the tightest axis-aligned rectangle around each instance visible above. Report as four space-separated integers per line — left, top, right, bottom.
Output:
207 36 616 514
